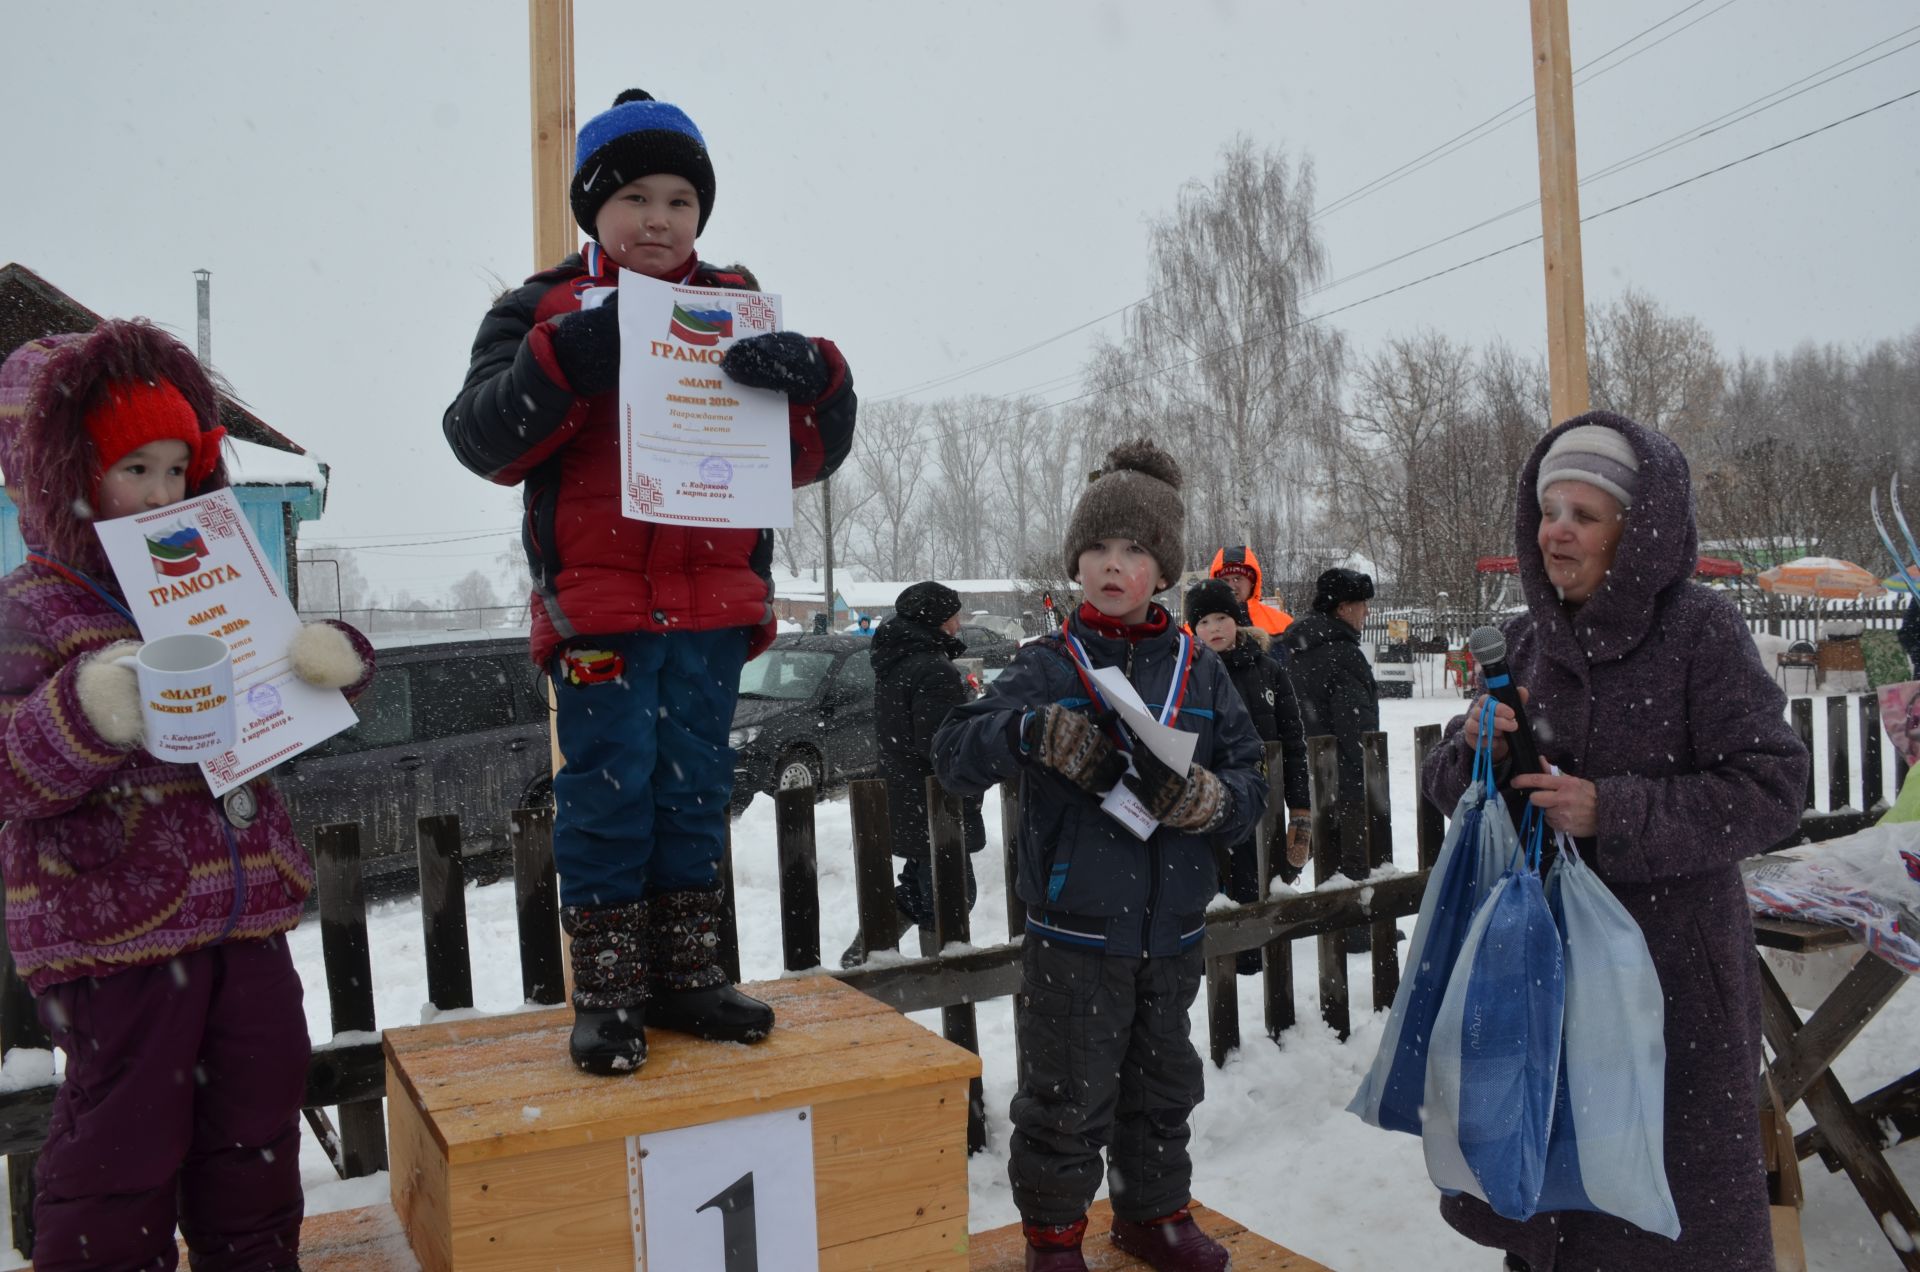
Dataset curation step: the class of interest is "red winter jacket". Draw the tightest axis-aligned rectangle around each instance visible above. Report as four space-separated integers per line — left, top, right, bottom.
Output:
443 246 855 666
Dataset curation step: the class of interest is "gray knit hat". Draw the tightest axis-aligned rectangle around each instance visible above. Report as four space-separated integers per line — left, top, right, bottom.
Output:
1536 422 1641 509
1063 440 1186 586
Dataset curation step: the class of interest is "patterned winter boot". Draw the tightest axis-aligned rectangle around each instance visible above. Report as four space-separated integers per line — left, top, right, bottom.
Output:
562 901 649 1075
646 887 774 1043
1109 1207 1231 1271
1022 1217 1090 1271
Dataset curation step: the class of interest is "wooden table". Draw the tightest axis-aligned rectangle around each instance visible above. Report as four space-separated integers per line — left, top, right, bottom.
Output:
1753 915 1920 1268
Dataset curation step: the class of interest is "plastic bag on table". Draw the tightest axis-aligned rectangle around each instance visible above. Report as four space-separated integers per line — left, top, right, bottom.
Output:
1349 701 1518 1134
1424 806 1565 1221
1535 831 1681 1239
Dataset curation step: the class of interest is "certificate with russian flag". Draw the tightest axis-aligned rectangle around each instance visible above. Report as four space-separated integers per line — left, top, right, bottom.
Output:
615 270 793 528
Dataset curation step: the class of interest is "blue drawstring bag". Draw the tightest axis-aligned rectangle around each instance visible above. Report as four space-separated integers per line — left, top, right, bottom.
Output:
1349 703 1518 1134
1535 833 1681 1238
1423 807 1565 1221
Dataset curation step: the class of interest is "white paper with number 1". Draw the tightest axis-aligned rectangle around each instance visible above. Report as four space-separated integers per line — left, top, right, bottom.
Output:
632 1105 817 1271
616 269 792 528
92 488 358 796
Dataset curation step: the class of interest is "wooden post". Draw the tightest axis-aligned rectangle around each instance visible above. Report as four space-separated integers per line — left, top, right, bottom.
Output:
1309 736 1350 1041
416 814 475 1013
1414 725 1445 870
1827 695 1852 812
1364 732 1399 1012
928 779 987 1154
1260 745 1296 1043
528 0 577 271
848 779 899 965
1530 0 1591 423
1790 698 1815 812
1000 783 1024 944
510 806 565 1006
314 823 387 1178
1862 693 1884 810
528 0 574 995
775 786 822 972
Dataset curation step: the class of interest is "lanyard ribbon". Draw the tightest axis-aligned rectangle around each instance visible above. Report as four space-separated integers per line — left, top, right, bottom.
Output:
1059 629 1194 751
26 553 137 625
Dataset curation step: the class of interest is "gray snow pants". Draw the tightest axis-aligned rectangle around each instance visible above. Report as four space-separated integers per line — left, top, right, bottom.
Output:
1008 934 1206 1227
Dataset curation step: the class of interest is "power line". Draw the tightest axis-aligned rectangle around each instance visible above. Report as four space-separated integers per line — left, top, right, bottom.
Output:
888 84 1920 449
1305 26 1920 298
868 0 1737 404
1311 0 1739 221
303 529 517 551
306 524 518 542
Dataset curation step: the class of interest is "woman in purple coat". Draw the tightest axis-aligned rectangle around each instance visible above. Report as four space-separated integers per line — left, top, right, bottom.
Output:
1422 412 1808 1271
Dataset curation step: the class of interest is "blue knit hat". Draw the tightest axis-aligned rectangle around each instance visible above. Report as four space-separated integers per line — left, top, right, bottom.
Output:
571 89 716 238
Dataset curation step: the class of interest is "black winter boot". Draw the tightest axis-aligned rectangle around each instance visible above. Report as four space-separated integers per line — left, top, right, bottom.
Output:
646 887 774 1043
562 901 649 1075
1109 1207 1231 1271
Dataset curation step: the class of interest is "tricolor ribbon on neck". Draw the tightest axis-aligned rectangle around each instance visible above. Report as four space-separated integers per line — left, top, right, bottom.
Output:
1058 627 1194 753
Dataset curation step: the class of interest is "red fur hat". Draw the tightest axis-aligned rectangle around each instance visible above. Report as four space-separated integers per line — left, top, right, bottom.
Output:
85 378 224 491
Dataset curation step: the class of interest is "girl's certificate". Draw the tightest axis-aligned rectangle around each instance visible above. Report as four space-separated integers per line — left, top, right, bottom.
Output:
95 488 358 795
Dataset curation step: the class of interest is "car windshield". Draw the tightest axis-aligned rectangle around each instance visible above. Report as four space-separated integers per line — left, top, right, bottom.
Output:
736 649 836 701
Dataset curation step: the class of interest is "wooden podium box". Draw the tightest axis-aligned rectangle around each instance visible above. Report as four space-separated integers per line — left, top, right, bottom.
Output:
385 976 981 1271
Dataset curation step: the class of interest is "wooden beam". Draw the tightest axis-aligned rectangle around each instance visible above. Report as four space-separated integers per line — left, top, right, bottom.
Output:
528 0 577 272
1530 0 1591 424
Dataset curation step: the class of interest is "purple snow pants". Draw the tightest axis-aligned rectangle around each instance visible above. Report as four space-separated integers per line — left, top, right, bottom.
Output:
32 936 310 1271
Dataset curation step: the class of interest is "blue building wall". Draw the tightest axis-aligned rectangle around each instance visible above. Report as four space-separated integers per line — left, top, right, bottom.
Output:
0 485 318 586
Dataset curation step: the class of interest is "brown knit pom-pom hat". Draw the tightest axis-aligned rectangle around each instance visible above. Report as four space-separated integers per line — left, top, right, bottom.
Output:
1063 439 1186 587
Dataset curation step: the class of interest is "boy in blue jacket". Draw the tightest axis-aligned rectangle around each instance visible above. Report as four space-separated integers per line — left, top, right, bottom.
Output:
934 442 1264 1272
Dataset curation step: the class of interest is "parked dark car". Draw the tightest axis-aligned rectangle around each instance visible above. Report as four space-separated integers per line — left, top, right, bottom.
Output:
276 630 551 886
729 634 878 814
954 624 1020 670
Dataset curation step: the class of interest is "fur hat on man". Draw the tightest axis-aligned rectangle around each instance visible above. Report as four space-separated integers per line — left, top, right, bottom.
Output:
1536 421 1641 509
572 89 717 238
1311 567 1374 614
1063 440 1186 586
894 580 963 628
1184 578 1246 628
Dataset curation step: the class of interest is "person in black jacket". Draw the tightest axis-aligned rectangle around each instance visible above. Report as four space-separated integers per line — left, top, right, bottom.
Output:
1185 580 1312 973
840 581 984 966
1284 568 1379 943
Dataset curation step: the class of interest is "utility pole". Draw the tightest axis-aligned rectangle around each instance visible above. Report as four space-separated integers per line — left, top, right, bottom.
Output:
1529 0 1591 424
529 0 576 271
822 478 835 631
193 269 212 368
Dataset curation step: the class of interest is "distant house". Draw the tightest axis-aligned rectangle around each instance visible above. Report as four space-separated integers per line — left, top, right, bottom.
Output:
0 263 326 598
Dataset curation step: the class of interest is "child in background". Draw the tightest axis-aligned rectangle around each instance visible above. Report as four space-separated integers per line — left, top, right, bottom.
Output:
934 442 1265 1272
444 89 856 1074
0 319 374 1271
1184 578 1312 971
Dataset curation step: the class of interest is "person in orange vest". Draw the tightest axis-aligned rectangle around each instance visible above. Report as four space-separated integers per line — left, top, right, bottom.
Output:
1208 545 1293 635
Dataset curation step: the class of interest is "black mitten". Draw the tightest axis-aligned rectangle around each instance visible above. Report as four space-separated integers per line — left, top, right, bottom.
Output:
720 331 831 400
546 295 621 396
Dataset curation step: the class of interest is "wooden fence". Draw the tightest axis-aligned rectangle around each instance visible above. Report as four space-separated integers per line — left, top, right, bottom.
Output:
0 694 1906 1255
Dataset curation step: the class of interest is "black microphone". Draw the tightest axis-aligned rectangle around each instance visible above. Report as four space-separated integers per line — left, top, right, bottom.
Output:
1467 626 1544 777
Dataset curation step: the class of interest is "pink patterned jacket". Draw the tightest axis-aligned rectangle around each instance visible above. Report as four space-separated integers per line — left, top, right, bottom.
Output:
0 559 374 993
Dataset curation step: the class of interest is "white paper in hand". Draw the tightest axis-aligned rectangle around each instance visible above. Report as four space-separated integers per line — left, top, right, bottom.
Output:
1101 768 1159 841
1087 664 1197 773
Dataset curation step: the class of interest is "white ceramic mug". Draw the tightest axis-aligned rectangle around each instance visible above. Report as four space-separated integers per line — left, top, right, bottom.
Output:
117 633 237 762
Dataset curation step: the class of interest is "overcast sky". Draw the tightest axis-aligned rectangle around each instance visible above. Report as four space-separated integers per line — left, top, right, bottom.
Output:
4 0 1916 598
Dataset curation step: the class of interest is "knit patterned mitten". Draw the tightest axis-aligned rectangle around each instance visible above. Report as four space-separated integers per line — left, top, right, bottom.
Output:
1022 704 1128 795
1126 747 1230 832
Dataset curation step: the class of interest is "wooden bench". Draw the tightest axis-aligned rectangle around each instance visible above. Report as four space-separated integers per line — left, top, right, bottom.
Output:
1753 915 1920 1270
969 1199 1332 1270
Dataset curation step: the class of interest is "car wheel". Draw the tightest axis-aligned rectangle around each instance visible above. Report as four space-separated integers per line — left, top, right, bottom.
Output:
521 777 555 813
773 747 824 799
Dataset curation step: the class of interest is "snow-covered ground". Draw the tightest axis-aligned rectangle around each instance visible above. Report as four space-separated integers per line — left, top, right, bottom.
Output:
3 691 1913 1269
